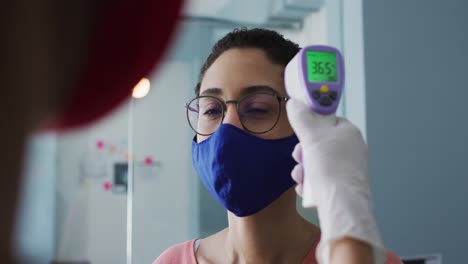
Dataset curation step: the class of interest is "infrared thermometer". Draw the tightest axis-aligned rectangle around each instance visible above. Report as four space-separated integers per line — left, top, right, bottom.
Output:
285 45 345 207
285 45 344 115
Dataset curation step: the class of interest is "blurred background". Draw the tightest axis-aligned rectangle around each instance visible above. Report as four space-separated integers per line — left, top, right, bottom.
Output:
13 0 467 263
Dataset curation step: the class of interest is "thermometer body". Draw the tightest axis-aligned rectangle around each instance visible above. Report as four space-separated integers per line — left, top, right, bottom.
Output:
285 45 344 115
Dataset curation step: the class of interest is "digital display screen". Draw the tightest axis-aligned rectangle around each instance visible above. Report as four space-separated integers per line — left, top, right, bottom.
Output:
306 51 338 82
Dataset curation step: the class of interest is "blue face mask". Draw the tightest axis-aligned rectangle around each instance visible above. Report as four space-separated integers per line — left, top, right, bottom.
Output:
192 124 298 217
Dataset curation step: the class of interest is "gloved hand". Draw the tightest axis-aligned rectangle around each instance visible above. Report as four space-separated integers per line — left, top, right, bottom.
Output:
286 99 385 264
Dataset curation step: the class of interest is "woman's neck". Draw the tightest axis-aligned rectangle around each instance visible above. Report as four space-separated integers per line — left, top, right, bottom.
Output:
224 189 320 263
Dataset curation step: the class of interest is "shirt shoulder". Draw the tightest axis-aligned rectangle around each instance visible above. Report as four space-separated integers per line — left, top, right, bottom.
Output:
301 237 403 264
153 239 197 264
386 250 404 264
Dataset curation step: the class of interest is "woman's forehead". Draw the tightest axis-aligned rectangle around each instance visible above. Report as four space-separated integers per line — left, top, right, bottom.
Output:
200 48 286 97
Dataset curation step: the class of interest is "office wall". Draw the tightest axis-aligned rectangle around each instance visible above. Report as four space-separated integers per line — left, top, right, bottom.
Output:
362 0 468 262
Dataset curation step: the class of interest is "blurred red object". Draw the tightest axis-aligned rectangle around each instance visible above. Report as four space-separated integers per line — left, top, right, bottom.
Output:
54 0 183 130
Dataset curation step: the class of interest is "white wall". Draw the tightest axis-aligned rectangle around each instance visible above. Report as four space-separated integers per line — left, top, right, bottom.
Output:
280 9 328 47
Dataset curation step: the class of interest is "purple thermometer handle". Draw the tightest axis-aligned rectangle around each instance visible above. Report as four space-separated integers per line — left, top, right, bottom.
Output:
299 45 344 115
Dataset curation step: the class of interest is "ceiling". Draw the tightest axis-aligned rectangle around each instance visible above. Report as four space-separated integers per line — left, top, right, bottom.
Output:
183 0 325 25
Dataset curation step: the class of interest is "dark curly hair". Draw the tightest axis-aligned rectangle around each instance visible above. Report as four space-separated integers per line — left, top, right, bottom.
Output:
195 28 300 95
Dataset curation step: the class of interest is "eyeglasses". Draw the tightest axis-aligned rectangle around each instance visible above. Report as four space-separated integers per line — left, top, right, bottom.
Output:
186 92 289 136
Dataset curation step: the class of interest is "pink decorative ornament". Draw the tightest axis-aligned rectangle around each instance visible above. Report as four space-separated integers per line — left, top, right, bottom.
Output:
103 181 112 191
144 156 154 166
96 140 105 149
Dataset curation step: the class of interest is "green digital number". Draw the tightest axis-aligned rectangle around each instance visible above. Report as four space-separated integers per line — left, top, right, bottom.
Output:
307 51 337 82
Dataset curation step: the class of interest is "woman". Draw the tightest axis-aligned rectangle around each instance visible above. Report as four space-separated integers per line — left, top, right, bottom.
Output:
155 28 401 264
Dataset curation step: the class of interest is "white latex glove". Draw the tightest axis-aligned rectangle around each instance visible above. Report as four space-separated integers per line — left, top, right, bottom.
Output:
286 99 385 264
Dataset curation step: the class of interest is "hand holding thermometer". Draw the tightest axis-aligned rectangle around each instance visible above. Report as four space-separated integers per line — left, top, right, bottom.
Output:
285 45 345 206
284 45 344 121
285 47 387 262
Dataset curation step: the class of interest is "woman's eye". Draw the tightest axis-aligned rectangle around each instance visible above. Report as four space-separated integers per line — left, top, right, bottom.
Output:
245 107 269 114
242 102 273 116
200 102 222 117
203 108 222 116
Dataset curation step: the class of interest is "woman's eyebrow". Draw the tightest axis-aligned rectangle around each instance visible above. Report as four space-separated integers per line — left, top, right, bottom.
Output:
200 87 223 96
200 86 279 97
240 85 278 96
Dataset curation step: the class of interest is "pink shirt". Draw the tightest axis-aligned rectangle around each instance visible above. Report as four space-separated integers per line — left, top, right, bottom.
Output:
153 239 403 264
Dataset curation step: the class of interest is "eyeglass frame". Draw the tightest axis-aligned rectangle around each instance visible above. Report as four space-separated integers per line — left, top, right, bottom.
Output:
185 91 289 136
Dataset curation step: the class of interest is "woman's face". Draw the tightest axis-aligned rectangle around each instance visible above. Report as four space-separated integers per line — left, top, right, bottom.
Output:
198 48 294 142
